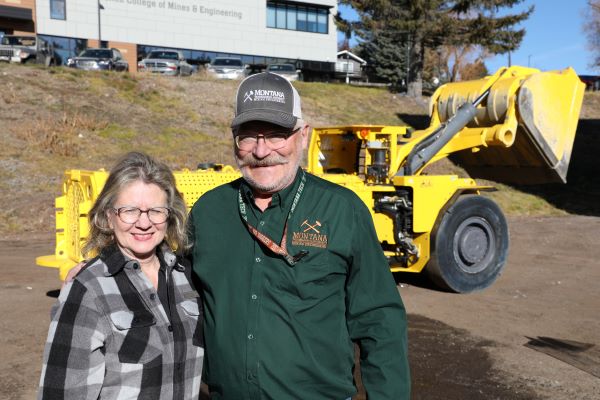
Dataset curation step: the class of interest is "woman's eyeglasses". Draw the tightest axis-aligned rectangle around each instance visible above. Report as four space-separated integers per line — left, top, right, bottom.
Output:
112 207 170 224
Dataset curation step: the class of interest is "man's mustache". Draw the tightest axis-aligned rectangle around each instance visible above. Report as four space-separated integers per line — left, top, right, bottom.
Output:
237 154 289 168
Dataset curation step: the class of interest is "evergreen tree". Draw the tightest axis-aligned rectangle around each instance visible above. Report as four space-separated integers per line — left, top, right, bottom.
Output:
355 28 409 89
340 0 532 96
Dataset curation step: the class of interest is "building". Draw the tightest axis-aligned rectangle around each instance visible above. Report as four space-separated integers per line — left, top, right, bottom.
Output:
336 49 366 82
0 0 338 78
0 0 36 36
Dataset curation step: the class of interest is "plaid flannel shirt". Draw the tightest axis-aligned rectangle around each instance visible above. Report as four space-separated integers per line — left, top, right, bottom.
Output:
38 244 204 400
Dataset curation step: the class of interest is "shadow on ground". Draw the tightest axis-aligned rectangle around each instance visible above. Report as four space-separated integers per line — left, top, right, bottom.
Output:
510 119 600 217
353 314 542 400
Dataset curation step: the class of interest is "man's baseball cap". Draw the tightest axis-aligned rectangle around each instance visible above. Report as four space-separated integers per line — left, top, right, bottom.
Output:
231 72 302 131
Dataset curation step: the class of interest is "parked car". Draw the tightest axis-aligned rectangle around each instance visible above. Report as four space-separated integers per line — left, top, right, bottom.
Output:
206 57 248 79
67 48 128 72
0 35 56 66
137 49 193 76
266 63 301 82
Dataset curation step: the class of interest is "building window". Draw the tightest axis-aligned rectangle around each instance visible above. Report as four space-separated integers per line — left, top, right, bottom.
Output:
266 1 329 34
50 0 66 20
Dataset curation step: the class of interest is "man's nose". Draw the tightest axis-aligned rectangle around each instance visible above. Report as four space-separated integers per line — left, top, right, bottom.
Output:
252 136 272 158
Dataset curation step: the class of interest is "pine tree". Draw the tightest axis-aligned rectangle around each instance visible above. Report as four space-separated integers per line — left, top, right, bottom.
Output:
355 28 409 89
340 0 532 96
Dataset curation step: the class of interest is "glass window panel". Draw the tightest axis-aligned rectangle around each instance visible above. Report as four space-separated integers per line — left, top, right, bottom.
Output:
276 5 286 29
267 3 276 28
287 6 297 30
307 8 317 32
317 9 328 33
75 39 87 54
297 7 307 31
50 0 66 20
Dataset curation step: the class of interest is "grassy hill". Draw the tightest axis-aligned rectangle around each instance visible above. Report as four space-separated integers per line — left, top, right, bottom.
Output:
1 64 598 238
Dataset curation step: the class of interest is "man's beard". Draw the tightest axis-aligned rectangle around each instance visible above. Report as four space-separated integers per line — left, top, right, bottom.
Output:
235 152 300 193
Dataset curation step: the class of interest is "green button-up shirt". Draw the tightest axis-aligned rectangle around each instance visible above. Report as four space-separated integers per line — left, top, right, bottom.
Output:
190 169 410 400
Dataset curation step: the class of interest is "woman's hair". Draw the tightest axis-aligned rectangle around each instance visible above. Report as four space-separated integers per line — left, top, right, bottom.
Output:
83 152 189 257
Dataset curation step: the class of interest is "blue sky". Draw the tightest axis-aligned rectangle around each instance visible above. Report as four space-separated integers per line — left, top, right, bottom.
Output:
338 0 597 76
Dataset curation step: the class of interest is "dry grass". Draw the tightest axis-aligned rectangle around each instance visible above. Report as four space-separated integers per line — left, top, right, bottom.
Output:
16 111 108 156
0 63 598 238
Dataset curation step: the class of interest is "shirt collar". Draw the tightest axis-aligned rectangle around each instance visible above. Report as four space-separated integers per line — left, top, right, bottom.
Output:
241 167 303 211
101 242 183 276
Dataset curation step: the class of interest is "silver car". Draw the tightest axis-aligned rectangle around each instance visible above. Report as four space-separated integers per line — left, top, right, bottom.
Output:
266 63 301 82
137 50 194 76
206 57 248 79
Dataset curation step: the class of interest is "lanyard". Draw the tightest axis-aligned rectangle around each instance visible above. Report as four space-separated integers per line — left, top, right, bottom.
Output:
238 171 308 266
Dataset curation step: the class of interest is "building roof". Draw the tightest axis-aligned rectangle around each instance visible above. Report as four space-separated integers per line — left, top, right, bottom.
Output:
336 50 366 65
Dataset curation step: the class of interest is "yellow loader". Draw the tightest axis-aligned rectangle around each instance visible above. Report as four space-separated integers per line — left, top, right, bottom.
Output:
37 66 584 292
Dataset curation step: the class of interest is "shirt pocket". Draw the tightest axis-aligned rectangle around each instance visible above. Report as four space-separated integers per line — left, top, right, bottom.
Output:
108 310 160 364
179 295 204 347
277 252 346 302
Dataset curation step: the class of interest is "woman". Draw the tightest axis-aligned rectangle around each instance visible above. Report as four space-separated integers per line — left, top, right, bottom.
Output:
38 152 203 399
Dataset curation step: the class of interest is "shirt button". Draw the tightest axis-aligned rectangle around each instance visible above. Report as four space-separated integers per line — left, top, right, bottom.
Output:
255 257 261 263
149 293 156 300
247 372 254 381
168 325 173 332
133 263 139 270
248 333 254 340
251 294 258 300
259 221 265 226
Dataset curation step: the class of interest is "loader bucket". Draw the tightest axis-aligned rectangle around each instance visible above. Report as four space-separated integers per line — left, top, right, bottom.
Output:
431 67 585 184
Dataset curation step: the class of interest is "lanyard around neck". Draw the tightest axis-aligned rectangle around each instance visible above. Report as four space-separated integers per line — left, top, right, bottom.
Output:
238 171 308 266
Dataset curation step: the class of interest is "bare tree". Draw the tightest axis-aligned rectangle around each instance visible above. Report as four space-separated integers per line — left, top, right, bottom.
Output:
584 0 600 69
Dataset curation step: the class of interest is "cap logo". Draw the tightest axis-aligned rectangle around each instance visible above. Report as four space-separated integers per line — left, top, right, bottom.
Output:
243 89 286 104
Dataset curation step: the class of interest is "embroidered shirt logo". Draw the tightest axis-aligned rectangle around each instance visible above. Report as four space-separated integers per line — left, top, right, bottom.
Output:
301 219 321 233
292 219 328 248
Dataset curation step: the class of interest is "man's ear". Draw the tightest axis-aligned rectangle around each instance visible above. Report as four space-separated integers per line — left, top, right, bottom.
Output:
300 125 310 149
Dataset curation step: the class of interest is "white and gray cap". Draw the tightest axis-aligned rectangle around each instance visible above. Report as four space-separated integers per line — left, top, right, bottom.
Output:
231 72 302 131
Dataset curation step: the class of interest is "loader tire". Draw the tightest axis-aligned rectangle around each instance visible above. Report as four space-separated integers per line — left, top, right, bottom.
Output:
427 195 509 293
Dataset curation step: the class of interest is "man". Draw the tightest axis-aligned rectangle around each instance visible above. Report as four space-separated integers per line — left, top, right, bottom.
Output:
189 72 410 399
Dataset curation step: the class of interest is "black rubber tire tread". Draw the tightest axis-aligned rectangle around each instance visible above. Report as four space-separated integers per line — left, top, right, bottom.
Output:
427 195 509 293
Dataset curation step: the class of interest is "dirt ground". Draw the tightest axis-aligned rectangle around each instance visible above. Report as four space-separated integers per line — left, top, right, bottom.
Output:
1 215 599 400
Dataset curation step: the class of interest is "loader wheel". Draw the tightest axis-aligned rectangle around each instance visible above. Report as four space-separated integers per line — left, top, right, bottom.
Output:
427 195 509 293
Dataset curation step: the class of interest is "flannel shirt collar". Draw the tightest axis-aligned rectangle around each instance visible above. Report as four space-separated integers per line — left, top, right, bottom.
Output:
101 243 184 276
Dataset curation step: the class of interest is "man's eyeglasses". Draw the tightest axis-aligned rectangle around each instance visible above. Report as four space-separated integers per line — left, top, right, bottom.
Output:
112 207 170 224
234 127 301 151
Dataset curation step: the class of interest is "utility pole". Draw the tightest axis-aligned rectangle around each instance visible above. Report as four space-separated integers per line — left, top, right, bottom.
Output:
405 33 410 91
97 1 104 47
